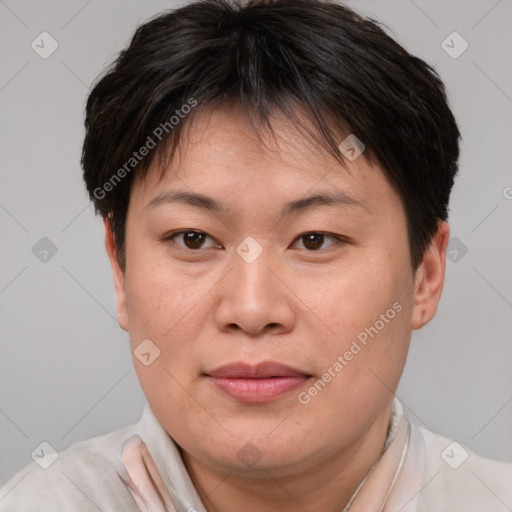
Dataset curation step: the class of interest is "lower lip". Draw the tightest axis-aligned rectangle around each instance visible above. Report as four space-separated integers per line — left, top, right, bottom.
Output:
207 376 310 403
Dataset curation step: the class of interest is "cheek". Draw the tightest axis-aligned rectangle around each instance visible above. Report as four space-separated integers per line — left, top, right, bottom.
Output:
123 266 210 405
125 266 207 415
307 258 404 335
301 252 413 380
124 248 208 339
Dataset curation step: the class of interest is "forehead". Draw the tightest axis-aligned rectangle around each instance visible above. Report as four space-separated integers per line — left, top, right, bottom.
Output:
130 105 391 215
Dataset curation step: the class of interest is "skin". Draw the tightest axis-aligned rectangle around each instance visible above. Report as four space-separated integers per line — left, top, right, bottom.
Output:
104 104 449 512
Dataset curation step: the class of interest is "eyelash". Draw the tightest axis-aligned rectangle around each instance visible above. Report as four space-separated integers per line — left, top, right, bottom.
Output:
162 230 347 253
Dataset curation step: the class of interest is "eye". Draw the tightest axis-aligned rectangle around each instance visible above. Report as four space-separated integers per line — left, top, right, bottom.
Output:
165 230 220 250
292 232 342 251
164 230 345 252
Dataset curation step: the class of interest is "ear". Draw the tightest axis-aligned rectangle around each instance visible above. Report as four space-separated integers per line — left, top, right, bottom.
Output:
411 220 450 330
104 217 129 331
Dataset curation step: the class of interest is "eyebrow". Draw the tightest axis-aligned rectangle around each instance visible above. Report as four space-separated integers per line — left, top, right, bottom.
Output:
144 188 367 217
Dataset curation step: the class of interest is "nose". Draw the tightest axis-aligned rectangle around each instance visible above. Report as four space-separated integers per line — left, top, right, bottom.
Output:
214 243 296 337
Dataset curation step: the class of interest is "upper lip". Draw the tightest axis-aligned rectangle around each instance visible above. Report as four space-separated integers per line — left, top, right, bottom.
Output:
206 361 310 379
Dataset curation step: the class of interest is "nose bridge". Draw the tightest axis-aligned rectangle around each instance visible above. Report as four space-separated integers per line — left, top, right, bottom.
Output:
232 237 278 307
214 236 295 335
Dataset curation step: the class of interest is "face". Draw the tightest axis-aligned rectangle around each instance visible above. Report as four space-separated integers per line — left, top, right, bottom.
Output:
106 105 448 477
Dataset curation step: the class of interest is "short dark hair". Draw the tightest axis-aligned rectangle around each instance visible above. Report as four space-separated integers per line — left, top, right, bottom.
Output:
82 0 460 271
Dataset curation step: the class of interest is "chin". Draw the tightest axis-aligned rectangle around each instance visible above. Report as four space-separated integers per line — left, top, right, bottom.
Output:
180 429 323 477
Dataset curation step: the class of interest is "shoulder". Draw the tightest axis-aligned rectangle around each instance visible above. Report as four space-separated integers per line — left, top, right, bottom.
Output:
416 425 512 511
0 422 142 511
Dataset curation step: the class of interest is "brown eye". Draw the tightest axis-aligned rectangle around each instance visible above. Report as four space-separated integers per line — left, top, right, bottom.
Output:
169 231 217 250
294 232 339 251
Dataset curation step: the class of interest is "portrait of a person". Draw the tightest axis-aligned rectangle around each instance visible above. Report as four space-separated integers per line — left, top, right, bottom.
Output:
1 0 511 510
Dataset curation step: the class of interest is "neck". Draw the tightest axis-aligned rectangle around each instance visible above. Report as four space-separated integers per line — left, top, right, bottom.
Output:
180 402 393 512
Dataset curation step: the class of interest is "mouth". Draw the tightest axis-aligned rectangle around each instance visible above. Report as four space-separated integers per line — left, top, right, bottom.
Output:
204 361 312 403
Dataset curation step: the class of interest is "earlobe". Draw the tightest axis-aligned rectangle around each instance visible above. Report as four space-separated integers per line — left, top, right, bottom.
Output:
411 221 450 330
103 217 129 331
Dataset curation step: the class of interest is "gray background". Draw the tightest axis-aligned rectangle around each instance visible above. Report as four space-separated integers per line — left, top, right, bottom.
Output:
1 0 511 489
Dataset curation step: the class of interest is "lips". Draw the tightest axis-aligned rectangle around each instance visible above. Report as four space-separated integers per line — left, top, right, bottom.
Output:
205 361 312 403
207 361 309 379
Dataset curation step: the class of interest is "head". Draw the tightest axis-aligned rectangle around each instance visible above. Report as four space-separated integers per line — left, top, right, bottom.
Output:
82 0 459 476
